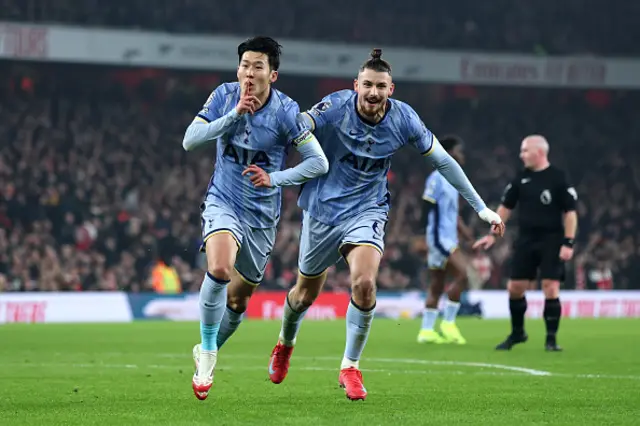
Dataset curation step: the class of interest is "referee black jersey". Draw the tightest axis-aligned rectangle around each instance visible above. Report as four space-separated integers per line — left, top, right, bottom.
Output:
501 165 577 235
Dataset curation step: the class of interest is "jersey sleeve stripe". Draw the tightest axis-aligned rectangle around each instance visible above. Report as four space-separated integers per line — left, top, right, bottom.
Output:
421 146 435 156
421 133 436 156
422 195 436 203
421 142 435 156
302 112 316 131
196 114 211 123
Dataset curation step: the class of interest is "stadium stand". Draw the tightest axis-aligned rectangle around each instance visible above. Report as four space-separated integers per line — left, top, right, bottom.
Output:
1 0 639 54
1 62 638 292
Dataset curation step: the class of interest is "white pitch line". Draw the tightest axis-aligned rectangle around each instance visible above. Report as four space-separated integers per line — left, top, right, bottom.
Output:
154 353 553 376
13 352 640 380
6 360 640 381
0 362 539 378
358 357 552 376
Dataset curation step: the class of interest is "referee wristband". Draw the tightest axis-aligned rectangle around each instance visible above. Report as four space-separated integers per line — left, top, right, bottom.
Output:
562 238 574 248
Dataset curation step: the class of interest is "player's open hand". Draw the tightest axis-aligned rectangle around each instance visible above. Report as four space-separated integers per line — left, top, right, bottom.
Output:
236 81 261 115
559 246 574 261
242 164 272 188
472 235 496 250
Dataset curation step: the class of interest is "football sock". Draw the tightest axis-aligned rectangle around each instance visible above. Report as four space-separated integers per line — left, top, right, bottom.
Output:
443 299 461 323
544 298 561 342
199 272 229 351
216 305 244 349
342 299 375 369
421 308 439 331
279 293 307 346
509 296 527 336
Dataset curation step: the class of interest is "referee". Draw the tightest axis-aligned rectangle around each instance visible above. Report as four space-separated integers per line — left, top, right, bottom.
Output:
473 135 578 351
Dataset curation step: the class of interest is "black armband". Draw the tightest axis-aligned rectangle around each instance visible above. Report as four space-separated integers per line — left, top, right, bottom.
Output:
562 238 574 248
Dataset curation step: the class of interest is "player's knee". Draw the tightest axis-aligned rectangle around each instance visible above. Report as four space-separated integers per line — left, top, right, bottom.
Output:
207 264 233 282
542 280 560 298
227 292 250 313
507 280 528 298
289 272 327 311
351 273 377 305
289 286 318 311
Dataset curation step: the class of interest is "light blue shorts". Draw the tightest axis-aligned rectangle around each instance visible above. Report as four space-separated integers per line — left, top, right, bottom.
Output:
427 237 458 270
298 209 388 277
200 198 275 285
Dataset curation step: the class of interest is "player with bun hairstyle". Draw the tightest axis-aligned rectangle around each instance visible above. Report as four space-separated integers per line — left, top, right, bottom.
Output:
355 48 393 121
265 48 504 400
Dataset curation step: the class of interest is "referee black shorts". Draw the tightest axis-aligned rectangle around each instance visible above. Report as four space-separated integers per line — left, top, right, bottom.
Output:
509 233 566 282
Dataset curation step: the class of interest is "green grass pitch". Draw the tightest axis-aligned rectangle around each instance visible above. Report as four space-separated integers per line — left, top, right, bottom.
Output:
1 318 639 425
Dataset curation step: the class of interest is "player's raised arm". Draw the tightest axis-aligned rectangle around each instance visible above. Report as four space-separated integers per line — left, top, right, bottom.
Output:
182 82 261 151
244 103 329 188
428 140 504 235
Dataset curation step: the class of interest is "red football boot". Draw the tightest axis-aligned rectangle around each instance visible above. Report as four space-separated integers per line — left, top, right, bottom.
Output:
268 342 294 384
192 344 215 400
339 367 367 401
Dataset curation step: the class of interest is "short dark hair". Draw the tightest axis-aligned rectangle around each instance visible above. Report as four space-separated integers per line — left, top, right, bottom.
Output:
237 36 282 71
439 134 464 153
360 48 392 75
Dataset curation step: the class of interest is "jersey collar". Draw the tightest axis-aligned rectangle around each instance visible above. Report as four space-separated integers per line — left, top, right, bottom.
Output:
253 87 274 114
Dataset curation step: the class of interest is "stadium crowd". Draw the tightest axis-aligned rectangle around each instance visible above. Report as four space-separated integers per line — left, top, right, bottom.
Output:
1 0 639 55
1 62 639 293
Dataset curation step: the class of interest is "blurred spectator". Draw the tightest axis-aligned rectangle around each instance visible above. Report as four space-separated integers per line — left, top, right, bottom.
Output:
150 259 182 293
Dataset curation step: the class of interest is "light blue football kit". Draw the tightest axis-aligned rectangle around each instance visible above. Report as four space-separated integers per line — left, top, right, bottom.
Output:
424 171 460 269
275 89 489 377
184 82 326 284
183 82 327 354
297 90 487 276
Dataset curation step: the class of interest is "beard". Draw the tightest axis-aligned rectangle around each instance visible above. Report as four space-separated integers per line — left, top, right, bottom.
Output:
359 97 386 121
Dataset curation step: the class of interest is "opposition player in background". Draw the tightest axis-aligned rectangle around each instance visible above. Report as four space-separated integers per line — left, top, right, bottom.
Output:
266 49 505 400
182 36 329 400
418 135 474 345
474 135 577 352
